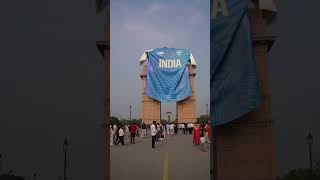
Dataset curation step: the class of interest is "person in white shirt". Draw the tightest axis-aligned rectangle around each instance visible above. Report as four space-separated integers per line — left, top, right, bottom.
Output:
125 125 129 138
116 126 125 146
110 126 113 145
181 123 185 134
112 124 117 145
166 123 170 135
169 123 175 135
162 123 166 140
200 132 206 152
150 121 157 148
190 123 194 134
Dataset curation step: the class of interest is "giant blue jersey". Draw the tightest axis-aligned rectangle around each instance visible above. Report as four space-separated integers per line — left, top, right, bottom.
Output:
211 0 261 126
141 47 195 102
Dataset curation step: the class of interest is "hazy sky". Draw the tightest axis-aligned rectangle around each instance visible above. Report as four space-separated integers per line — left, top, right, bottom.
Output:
0 0 320 180
110 0 210 120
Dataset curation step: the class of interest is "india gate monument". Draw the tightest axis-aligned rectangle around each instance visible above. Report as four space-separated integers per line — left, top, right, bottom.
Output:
140 52 197 125
96 0 278 180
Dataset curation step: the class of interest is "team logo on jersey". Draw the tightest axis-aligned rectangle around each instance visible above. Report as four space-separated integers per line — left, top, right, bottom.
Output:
157 51 164 55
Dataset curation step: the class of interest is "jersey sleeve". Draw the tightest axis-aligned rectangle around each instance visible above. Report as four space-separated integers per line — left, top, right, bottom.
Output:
189 53 197 69
139 49 154 65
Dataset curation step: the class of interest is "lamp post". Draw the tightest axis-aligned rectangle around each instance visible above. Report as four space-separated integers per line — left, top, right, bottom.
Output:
166 112 172 123
0 154 2 175
129 105 132 121
63 138 69 180
206 104 209 121
307 133 313 179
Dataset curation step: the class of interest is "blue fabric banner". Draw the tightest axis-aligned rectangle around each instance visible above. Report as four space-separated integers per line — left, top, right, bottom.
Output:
211 0 261 126
145 47 192 102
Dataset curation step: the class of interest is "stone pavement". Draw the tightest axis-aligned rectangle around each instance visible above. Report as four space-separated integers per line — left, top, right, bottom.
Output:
110 132 210 180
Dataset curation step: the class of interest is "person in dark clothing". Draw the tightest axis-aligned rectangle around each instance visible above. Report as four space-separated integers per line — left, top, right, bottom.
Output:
151 121 157 148
174 123 178 135
136 124 139 137
189 123 193 134
184 123 187 134
141 122 147 138
129 122 137 144
156 123 160 142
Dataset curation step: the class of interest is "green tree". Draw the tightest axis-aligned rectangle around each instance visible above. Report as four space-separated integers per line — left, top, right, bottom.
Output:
110 116 119 126
197 115 209 124
278 167 320 180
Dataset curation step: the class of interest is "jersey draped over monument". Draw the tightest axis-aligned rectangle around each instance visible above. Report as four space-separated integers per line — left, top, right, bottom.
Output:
211 0 261 126
211 0 277 180
140 47 197 124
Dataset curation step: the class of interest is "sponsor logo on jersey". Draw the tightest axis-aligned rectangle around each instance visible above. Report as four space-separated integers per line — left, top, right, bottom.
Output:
159 59 182 68
157 51 164 55
176 50 183 56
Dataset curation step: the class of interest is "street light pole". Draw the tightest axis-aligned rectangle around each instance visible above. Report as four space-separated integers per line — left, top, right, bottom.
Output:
206 104 209 121
307 133 313 179
63 138 69 180
129 105 132 121
0 154 3 175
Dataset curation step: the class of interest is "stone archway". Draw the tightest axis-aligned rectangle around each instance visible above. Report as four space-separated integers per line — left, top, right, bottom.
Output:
140 65 197 124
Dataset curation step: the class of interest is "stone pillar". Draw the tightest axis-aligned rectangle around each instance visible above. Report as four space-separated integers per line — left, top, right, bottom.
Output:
103 22 110 180
141 65 161 125
212 8 277 180
96 7 111 180
96 18 110 180
177 66 197 123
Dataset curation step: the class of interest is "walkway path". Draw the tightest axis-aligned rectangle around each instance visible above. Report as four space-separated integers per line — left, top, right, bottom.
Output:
110 132 210 180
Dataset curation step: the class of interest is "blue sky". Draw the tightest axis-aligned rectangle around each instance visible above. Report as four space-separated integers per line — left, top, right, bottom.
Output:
110 0 210 119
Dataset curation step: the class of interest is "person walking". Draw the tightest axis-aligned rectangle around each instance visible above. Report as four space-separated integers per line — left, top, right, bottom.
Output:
129 122 137 144
151 121 157 148
193 123 201 146
205 121 211 143
125 124 130 138
116 125 125 146
169 123 174 135
166 123 170 135
110 125 113 146
200 131 206 152
156 123 161 143
112 124 118 145
181 123 185 134
136 124 139 137
141 122 147 138
174 122 178 135
159 124 164 141
162 123 166 140
188 123 192 134
184 123 188 135
190 122 194 134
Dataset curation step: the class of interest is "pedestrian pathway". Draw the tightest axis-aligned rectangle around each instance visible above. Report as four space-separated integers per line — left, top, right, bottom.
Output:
110 133 210 180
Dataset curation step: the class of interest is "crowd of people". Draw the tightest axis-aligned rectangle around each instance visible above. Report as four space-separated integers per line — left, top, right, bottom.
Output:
110 121 211 151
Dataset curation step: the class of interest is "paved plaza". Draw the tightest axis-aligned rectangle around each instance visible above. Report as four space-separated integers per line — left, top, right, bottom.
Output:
110 132 210 180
